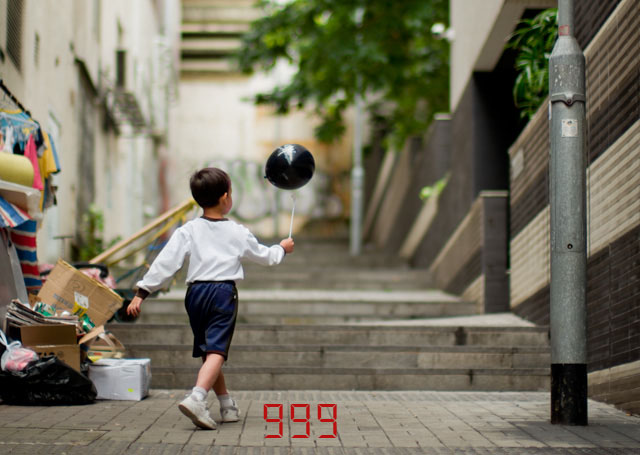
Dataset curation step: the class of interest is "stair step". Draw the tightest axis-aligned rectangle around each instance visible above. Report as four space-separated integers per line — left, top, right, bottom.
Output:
247 245 408 268
138 289 475 324
149 289 463 305
125 344 550 369
107 323 550 348
239 268 433 290
138 313 484 324
149 366 550 391
111 237 551 392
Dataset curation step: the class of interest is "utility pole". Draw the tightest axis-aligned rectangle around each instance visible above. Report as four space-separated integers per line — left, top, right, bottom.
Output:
350 92 364 256
350 7 365 256
549 0 588 425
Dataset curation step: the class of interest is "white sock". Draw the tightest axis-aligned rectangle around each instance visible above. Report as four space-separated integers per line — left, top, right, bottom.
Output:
217 393 234 408
191 386 208 401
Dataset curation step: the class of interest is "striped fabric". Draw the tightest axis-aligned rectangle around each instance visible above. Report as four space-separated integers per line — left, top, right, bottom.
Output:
0 195 31 228
9 220 41 291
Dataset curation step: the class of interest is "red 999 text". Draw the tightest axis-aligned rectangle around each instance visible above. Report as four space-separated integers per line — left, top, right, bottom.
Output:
263 404 338 439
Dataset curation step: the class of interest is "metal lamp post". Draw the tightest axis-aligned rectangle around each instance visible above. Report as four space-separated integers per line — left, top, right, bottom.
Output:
549 0 588 426
350 7 365 256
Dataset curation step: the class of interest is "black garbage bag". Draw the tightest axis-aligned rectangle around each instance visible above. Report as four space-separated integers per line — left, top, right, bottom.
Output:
0 356 96 405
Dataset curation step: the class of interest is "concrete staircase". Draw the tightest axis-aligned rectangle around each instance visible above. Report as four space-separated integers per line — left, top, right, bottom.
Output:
107 237 550 391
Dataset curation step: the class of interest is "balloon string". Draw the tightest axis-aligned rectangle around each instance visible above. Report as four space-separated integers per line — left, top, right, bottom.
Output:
288 194 296 238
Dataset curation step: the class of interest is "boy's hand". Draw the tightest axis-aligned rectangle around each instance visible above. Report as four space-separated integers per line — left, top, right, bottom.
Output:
280 238 294 254
127 296 144 317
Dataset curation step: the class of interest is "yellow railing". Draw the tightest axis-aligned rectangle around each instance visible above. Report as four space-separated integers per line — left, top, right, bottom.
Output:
89 199 197 268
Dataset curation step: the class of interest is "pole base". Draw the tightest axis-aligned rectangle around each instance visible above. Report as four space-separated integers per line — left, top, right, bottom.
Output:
551 363 588 425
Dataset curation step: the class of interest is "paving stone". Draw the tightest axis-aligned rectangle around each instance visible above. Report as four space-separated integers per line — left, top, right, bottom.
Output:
0 390 639 453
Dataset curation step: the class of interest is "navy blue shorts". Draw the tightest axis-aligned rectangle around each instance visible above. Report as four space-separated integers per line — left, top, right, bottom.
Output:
184 281 238 360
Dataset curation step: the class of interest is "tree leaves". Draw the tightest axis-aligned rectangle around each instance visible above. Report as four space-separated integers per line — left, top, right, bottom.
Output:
507 9 558 120
236 0 449 147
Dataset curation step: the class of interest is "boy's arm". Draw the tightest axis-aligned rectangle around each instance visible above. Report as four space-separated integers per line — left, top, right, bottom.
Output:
280 238 294 254
242 228 293 265
127 295 145 317
126 229 190 316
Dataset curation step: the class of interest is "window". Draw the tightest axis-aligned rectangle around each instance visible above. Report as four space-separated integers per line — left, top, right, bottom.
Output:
116 49 126 88
34 32 39 67
6 0 24 71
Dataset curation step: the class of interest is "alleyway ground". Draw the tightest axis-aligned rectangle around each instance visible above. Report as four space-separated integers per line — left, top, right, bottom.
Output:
2 240 638 453
0 387 639 454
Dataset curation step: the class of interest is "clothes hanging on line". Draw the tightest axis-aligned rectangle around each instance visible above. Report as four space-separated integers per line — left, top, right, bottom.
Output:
0 111 39 144
24 134 44 191
0 109 61 209
0 84 61 293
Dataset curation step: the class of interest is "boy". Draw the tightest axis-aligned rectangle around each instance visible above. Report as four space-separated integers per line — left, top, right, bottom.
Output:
127 167 294 430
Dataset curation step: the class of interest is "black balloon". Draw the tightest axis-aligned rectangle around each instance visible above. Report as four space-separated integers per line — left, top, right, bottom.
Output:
264 144 315 190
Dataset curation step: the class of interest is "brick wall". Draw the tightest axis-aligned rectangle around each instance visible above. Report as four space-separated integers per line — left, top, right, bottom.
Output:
510 0 640 375
428 192 509 313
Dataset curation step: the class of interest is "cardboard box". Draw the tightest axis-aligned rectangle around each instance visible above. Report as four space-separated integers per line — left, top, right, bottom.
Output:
88 358 151 401
29 345 81 372
37 259 123 327
20 324 81 372
79 325 126 361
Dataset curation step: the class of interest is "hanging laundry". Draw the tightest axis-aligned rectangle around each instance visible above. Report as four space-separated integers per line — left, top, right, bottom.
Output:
24 135 44 190
46 131 61 171
0 111 39 144
38 130 61 180
1 126 13 153
0 85 61 292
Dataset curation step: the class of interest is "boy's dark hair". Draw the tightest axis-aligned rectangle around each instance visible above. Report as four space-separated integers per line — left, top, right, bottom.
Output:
190 168 231 208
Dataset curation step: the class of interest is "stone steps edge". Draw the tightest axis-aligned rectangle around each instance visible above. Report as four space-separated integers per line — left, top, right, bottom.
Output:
151 366 550 376
108 323 549 333
126 344 550 353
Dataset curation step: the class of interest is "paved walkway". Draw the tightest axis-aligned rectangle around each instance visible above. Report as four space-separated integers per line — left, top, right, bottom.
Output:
0 390 638 454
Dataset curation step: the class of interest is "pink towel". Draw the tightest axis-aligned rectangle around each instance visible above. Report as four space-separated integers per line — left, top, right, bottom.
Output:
24 134 44 190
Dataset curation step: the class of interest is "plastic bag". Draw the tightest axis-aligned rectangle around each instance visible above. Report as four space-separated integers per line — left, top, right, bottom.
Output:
0 356 97 405
0 330 38 372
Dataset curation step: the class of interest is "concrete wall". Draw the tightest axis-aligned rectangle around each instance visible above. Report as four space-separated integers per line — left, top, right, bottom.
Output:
450 0 555 111
0 0 180 263
450 0 502 111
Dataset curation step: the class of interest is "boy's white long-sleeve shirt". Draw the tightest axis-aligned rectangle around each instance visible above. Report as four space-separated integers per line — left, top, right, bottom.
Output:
135 217 285 294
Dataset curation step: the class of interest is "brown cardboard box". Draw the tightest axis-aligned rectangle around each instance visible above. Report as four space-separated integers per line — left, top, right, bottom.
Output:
20 324 76 345
20 324 81 372
29 345 81 372
37 259 123 327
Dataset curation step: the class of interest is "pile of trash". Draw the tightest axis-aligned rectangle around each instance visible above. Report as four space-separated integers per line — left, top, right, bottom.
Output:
0 259 151 405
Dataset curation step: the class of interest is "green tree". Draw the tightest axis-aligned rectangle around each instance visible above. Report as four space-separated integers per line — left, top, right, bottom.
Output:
236 0 449 148
507 8 558 120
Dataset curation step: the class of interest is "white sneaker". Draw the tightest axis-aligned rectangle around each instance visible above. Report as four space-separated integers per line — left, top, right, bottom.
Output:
179 395 217 430
220 399 240 422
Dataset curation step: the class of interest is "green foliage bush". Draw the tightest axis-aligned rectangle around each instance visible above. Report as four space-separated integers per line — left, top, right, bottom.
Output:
507 9 558 120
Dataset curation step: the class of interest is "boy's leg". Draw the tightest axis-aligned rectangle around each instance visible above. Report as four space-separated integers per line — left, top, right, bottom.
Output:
179 352 225 430
212 370 228 395
211 369 241 423
196 352 225 390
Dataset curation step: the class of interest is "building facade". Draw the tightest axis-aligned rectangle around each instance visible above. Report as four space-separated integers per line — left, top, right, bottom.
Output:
364 0 639 414
168 0 355 238
0 0 181 263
